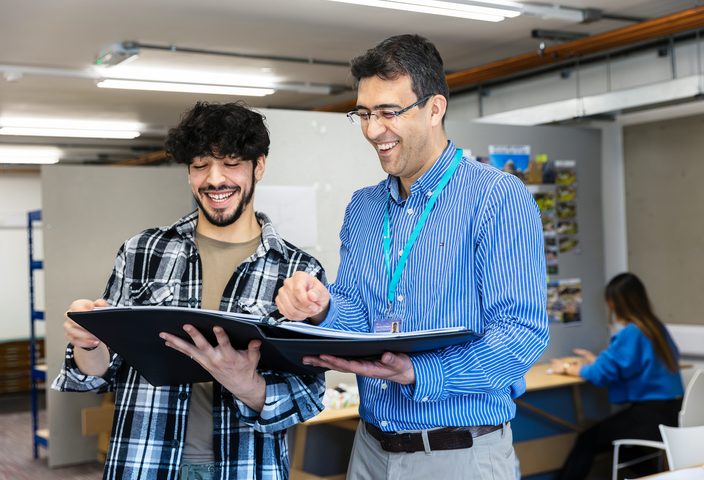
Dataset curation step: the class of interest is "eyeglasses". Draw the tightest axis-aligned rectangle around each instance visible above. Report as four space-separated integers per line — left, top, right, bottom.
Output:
346 94 433 125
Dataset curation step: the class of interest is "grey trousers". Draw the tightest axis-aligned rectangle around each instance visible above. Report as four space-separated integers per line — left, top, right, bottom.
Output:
347 421 516 480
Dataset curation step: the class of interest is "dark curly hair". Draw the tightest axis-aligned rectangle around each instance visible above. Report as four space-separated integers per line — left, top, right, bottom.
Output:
164 101 269 165
350 34 449 113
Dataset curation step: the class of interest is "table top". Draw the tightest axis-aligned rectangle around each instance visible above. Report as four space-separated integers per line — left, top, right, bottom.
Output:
524 362 586 392
306 361 585 424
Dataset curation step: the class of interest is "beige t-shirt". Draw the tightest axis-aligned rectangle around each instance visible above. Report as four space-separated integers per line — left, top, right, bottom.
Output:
182 232 260 464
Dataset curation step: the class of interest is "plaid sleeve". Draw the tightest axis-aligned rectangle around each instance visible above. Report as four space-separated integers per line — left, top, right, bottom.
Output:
51 243 129 393
226 371 325 433
51 343 122 393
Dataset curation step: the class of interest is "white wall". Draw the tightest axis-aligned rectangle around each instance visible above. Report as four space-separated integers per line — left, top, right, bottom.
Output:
0 173 42 341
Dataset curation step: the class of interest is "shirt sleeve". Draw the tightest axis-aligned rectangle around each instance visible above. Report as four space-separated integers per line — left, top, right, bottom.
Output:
320 198 371 333
224 371 325 433
580 326 643 387
402 175 550 401
51 244 128 393
225 248 328 432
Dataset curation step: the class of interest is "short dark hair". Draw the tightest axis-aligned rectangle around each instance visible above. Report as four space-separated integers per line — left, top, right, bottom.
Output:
165 101 269 165
350 34 449 103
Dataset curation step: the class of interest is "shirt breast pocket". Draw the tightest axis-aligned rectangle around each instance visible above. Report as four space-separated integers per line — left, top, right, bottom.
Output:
128 282 174 306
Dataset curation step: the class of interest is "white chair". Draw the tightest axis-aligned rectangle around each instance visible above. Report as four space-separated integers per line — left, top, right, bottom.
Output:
659 424 704 470
678 369 704 427
611 369 704 480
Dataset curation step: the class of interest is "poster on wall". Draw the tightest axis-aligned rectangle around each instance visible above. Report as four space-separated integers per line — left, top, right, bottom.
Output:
488 145 531 182
547 278 582 324
527 185 558 274
554 160 579 253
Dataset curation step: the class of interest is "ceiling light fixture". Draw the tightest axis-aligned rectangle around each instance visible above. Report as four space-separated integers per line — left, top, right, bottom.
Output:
326 0 519 21
96 79 275 97
0 118 142 139
0 145 62 164
326 0 586 22
95 42 140 67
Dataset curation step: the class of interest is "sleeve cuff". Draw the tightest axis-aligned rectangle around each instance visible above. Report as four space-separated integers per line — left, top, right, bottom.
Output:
317 296 338 329
226 372 324 433
401 352 445 402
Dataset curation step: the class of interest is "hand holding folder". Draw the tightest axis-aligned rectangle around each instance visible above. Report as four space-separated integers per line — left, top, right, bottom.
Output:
68 306 480 386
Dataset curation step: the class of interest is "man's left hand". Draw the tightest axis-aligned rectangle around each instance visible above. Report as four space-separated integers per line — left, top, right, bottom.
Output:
303 352 415 385
160 325 266 411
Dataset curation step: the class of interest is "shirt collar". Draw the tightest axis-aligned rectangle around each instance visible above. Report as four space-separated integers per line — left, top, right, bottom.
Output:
385 140 458 203
172 209 289 261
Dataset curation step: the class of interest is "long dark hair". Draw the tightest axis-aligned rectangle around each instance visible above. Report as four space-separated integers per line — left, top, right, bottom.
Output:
605 272 678 372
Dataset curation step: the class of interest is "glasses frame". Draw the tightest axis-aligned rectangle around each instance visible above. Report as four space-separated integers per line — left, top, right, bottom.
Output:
346 94 433 125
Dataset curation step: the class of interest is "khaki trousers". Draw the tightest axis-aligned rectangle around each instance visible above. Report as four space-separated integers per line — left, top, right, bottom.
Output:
346 421 516 480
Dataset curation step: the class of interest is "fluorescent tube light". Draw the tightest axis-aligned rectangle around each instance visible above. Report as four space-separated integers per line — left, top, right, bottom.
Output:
0 145 61 164
0 118 142 139
96 66 282 88
326 0 517 21
96 79 275 97
0 127 140 139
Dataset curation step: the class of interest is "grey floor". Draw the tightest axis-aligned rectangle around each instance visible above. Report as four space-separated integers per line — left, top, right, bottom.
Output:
0 393 103 480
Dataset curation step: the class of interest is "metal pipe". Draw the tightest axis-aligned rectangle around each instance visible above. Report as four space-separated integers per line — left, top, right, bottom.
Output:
127 41 350 68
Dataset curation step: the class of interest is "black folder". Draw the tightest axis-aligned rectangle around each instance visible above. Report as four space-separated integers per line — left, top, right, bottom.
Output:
68 306 480 386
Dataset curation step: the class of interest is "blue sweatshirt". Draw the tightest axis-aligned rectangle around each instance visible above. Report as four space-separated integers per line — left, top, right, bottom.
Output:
579 323 684 404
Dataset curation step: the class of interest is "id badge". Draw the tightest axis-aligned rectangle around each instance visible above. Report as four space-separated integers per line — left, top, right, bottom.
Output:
374 311 403 333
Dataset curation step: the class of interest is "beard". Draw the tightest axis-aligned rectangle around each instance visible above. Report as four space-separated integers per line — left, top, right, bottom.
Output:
194 173 256 228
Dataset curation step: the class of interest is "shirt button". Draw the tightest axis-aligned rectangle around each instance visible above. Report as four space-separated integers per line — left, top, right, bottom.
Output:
398 249 403 257
426 191 433 197
380 382 388 390
397 295 404 302
178 392 189 401
407 208 414 215
171 440 179 448
380 420 388 427
421 396 429 402
188 297 198 307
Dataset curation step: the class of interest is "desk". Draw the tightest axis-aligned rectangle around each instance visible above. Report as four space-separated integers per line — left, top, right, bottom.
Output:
290 406 360 480
515 362 587 476
521 362 586 430
638 465 704 479
290 362 586 480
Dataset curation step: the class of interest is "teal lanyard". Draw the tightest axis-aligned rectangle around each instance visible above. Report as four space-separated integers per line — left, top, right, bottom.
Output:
383 148 463 306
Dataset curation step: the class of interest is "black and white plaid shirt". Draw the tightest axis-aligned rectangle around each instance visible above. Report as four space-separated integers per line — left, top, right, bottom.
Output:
53 210 326 480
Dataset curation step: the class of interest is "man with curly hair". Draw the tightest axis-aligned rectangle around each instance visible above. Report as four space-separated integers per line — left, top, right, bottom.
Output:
53 101 326 480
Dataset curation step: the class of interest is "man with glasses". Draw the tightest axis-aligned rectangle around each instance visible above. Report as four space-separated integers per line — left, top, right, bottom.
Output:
276 34 548 479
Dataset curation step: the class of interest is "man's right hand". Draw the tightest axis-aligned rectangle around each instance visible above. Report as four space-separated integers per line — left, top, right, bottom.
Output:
64 298 110 376
275 271 330 324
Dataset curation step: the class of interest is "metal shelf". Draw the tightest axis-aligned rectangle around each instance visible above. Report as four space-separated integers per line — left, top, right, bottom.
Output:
28 209 47 459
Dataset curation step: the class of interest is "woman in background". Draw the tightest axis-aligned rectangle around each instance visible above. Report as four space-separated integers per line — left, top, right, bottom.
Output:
554 272 684 480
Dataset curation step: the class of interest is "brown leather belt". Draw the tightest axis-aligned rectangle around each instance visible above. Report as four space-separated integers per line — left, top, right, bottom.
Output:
364 422 503 453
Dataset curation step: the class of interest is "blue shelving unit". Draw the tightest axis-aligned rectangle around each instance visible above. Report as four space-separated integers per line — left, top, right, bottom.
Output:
28 209 48 458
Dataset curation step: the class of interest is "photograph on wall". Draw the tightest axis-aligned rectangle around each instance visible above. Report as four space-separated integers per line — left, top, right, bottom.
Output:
554 160 579 254
547 278 582 324
488 145 531 182
527 185 558 274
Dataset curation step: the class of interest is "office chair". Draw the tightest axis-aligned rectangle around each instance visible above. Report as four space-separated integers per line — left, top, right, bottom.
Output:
611 369 704 480
659 424 704 470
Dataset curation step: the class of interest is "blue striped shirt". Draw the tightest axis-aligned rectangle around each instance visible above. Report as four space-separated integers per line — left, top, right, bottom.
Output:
321 141 549 430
